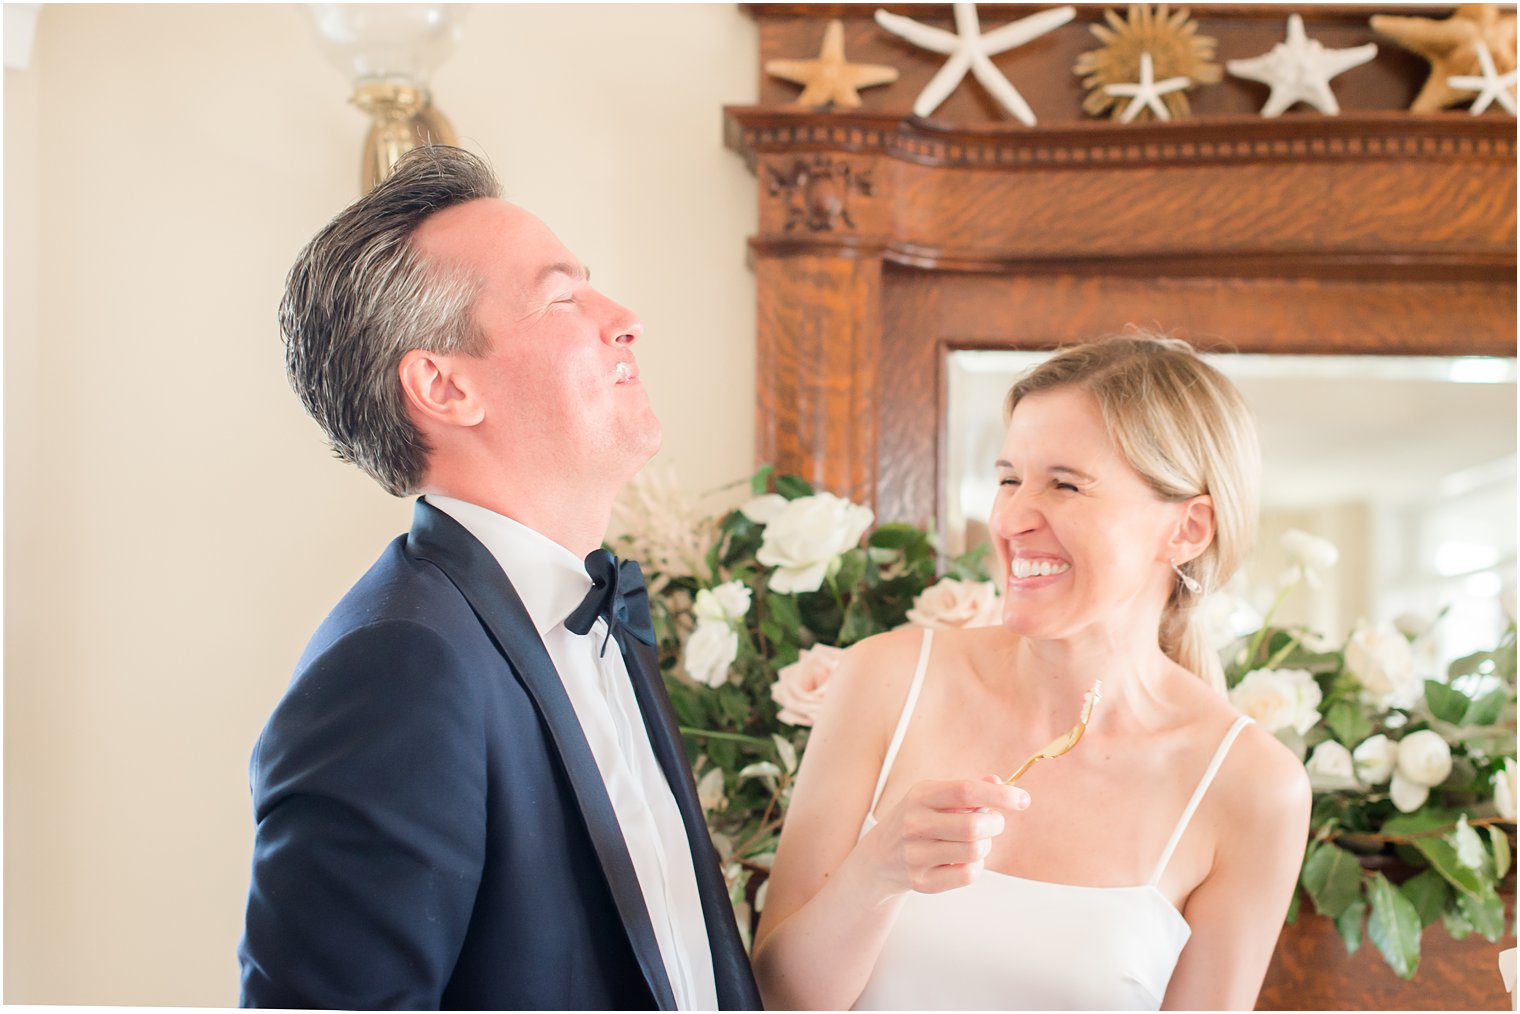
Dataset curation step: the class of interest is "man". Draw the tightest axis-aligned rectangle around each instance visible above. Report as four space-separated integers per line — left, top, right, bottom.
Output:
239 146 760 1010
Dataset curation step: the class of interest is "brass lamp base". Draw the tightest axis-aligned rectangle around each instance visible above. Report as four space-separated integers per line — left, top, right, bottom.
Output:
352 80 458 193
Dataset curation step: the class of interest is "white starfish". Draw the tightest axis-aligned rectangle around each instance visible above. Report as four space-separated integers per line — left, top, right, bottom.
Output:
1226 13 1378 117
874 3 1075 125
1103 51 1191 123
1448 42 1518 115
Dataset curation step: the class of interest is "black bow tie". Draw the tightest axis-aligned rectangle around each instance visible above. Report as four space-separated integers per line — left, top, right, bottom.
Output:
564 549 657 656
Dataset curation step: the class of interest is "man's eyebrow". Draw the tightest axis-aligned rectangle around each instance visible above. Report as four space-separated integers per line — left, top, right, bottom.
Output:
533 261 590 287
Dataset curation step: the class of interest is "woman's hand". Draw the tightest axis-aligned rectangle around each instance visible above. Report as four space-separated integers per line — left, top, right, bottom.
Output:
861 775 1030 896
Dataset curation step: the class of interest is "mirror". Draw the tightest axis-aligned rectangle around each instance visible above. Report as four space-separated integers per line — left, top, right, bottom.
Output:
945 351 1517 666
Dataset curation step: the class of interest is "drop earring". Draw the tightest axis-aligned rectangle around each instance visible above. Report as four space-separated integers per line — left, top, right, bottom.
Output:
1171 557 1202 595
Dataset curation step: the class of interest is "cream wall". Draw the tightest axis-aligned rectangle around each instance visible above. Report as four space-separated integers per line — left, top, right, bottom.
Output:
3 4 757 1005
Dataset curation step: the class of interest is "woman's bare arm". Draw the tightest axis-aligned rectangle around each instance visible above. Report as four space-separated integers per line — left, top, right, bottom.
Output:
752 630 1028 1010
1162 724 1311 1011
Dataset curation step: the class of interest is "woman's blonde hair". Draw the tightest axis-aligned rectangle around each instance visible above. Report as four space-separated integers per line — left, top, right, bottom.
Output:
1003 334 1261 692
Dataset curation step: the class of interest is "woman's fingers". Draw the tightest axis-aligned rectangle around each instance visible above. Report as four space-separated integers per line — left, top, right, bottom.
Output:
915 777 1030 816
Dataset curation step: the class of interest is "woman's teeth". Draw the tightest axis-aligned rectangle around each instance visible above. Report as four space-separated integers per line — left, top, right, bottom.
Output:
1010 558 1071 579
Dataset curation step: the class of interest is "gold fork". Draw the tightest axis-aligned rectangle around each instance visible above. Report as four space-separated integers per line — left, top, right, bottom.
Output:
1004 681 1103 784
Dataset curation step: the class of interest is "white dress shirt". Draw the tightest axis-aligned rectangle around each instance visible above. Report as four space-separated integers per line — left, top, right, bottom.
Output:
426 495 718 1011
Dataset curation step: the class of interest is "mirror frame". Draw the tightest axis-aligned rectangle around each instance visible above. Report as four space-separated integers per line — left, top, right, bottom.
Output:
726 104 1515 525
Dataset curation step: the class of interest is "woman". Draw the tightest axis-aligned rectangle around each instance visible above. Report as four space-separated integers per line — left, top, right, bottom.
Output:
753 336 1310 1011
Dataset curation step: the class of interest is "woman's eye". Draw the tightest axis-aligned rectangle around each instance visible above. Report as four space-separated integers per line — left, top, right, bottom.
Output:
1055 482 1079 492
999 477 1020 487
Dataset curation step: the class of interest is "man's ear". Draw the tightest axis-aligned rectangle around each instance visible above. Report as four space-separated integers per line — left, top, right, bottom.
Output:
398 349 484 429
1169 495 1216 566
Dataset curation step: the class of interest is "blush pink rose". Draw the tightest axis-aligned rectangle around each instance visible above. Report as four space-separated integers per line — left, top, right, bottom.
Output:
771 644 846 727
904 578 1002 629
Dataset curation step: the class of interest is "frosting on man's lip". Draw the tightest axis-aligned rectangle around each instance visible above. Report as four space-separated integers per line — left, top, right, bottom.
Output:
613 361 636 383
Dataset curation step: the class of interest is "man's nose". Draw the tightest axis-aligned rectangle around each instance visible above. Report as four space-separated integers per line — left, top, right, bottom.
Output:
603 296 642 346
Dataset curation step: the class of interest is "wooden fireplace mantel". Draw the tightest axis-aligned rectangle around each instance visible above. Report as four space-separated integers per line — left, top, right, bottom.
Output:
724 103 1516 526
726 9 1517 1004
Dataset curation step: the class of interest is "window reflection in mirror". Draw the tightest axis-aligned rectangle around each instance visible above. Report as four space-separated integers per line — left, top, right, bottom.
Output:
945 351 1517 669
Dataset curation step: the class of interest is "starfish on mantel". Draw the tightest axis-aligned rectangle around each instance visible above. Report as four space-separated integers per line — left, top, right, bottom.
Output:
1227 13 1378 117
874 3 1075 125
1104 51 1191 123
1448 41 1518 114
1371 3 1518 113
765 19 900 109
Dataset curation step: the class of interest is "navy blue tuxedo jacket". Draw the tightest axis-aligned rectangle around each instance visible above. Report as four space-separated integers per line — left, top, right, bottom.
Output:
239 500 760 1010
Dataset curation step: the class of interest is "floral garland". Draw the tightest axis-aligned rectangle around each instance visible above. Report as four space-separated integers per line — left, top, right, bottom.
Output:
614 470 1516 974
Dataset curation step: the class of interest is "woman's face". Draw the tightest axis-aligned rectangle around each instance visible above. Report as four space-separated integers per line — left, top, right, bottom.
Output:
990 386 1189 643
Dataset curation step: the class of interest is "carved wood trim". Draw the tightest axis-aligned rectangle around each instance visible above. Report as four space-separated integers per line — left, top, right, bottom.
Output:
731 59 1515 535
728 110 1517 171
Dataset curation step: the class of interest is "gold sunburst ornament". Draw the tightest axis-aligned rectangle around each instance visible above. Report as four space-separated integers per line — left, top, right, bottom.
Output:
1075 4 1221 122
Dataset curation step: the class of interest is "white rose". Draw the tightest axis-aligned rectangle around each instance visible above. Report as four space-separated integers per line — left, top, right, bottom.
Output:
1390 769 1431 813
756 493 875 594
1229 668 1323 736
1393 611 1435 640
1307 740 1359 792
694 580 752 623
696 767 727 813
1345 619 1421 712
771 644 846 727
1352 734 1399 785
1396 729 1453 788
740 493 787 525
1280 528 1339 588
904 578 1002 629
1196 591 1264 651
684 620 738 688
1493 757 1516 821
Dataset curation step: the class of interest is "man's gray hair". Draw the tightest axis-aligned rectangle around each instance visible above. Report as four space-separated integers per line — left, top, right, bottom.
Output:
280 145 502 496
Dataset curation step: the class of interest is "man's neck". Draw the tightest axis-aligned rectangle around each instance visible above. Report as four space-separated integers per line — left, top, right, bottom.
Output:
422 483 615 559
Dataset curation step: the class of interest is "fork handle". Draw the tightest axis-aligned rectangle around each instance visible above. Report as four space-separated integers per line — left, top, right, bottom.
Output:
1004 756 1039 785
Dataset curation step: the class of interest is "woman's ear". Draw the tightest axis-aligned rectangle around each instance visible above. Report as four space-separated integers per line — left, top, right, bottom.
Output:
397 349 485 429
1170 495 1216 566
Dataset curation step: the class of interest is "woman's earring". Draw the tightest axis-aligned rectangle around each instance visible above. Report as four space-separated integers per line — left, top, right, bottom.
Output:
1171 557 1203 595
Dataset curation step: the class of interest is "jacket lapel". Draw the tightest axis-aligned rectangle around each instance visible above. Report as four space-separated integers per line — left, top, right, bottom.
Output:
405 501 678 1011
619 636 764 1011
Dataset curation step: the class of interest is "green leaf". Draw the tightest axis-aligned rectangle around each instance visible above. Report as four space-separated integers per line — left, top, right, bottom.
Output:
834 549 866 593
1278 647 1344 675
1324 699 1373 748
867 523 922 550
1456 889 1505 943
948 542 992 581
1447 647 1497 679
1335 898 1367 954
1366 872 1422 980
1463 685 1507 727
1410 834 1487 898
774 474 814 500
1398 869 1450 929
1489 825 1511 881
1285 889 1300 924
1442 901 1474 940
1381 808 1462 838
1301 841 1364 919
1424 680 1471 725
750 463 775 495
838 598 876 646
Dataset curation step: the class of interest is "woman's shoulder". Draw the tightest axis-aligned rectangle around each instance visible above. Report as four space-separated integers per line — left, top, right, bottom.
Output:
1208 708 1312 825
832 624 1003 692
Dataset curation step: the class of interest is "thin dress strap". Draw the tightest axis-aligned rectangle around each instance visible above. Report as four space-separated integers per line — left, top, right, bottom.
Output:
1146 714 1253 886
866 628 935 816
